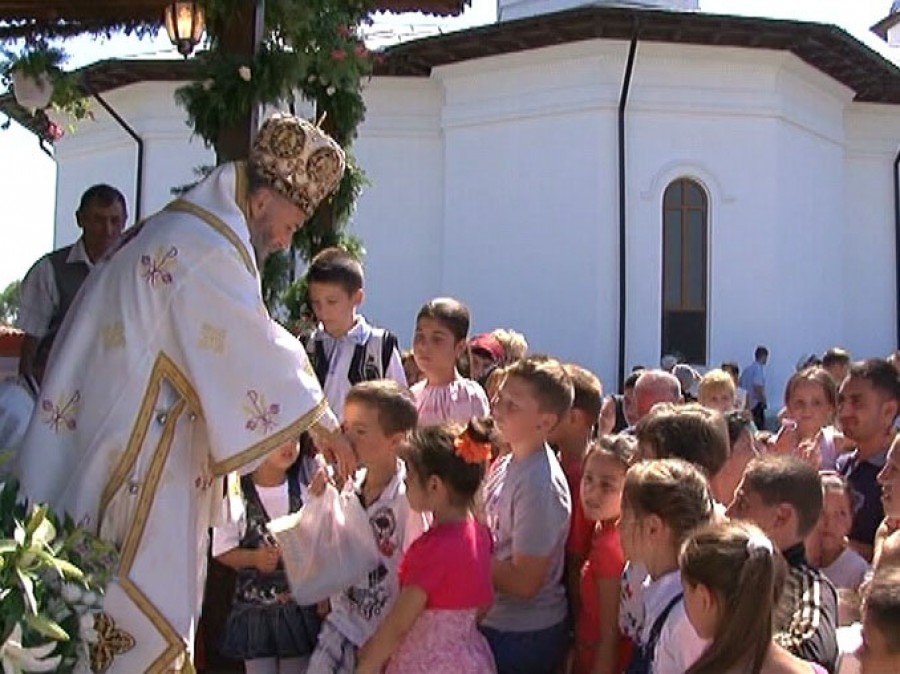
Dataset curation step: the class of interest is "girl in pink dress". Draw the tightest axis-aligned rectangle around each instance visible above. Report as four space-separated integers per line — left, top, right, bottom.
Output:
410 298 490 426
356 420 497 674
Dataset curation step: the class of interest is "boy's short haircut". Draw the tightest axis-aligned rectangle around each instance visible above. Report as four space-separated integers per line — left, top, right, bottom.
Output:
698 369 736 399
847 358 900 403
306 246 365 294
822 348 851 368
345 380 418 434
623 370 642 391
742 454 823 538
564 364 604 419
634 403 729 477
755 346 769 360
505 355 574 418
865 566 900 652
721 361 740 379
416 298 470 343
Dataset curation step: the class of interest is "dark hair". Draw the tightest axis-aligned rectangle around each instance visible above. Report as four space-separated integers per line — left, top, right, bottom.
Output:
624 370 642 391
865 566 900 653
681 521 785 674
622 458 714 545
784 366 837 408
742 455 823 538
505 355 574 418
822 348 851 368
345 380 418 434
565 364 604 419
402 418 496 506
78 184 127 215
754 346 769 360
724 409 753 448
306 246 365 294
634 403 729 477
847 358 900 403
721 361 740 378
416 297 470 343
586 433 637 471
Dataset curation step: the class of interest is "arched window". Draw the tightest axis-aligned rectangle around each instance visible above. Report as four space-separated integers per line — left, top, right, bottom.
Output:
661 178 708 364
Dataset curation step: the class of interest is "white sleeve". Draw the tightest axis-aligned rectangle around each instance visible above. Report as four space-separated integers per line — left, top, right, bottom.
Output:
654 607 709 674
384 347 408 389
212 515 245 558
16 256 59 338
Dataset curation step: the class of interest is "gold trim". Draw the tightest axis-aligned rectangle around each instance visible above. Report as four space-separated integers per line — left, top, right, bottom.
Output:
98 353 201 526
210 398 329 475
165 198 256 278
234 161 250 222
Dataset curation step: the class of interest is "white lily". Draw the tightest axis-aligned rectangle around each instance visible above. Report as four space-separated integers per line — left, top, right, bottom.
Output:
0 624 61 674
78 614 98 644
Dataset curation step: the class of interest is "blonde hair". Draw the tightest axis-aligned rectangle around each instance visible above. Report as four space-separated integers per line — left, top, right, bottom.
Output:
492 328 528 363
698 369 736 402
622 458 714 545
681 521 784 674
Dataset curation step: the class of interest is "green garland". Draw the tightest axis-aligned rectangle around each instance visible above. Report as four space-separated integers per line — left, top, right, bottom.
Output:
176 0 379 333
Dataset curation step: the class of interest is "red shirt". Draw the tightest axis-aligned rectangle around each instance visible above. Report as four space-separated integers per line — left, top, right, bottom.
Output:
561 454 594 562
399 518 494 610
574 521 632 674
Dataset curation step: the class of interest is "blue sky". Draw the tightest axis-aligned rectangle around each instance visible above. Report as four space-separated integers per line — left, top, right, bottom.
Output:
0 0 898 289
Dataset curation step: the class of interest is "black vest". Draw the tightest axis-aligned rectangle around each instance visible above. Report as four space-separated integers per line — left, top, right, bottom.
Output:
35 245 90 371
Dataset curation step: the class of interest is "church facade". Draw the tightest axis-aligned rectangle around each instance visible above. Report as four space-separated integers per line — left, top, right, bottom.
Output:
19 2 900 397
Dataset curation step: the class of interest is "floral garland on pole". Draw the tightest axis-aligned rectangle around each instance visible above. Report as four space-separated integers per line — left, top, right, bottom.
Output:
176 0 377 334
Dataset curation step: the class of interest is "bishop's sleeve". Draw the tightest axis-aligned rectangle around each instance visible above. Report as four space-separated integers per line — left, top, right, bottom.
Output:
169 244 329 476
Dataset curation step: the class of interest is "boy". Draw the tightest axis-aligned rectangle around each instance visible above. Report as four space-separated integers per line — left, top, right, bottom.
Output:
308 380 424 673
548 364 604 615
836 359 900 561
858 566 900 674
305 247 407 420
481 355 573 674
727 455 838 673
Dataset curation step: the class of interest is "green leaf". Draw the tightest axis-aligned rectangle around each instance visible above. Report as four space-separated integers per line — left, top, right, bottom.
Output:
25 505 47 539
23 612 69 641
31 549 85 581
0 538 18 554
16 567 37 615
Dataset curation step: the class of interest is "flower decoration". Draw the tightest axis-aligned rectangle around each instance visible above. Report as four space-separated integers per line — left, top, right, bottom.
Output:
453 433 492 465
237 66 252 82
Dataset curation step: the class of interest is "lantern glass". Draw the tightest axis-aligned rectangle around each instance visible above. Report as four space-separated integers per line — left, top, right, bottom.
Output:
164 2 205 56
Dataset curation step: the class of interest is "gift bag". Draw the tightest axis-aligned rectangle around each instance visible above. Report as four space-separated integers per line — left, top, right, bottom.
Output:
268 482 380 605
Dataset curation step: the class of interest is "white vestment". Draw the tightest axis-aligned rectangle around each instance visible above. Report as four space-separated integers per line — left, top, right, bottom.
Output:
16 162 333 673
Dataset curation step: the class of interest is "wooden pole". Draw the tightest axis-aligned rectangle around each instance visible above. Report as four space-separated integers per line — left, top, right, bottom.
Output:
214 0 266 163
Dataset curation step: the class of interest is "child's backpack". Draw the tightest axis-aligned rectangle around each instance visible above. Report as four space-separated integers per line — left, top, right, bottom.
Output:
308 327 399 386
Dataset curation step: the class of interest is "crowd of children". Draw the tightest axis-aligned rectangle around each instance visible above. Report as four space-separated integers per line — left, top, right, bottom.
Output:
212 246 900 674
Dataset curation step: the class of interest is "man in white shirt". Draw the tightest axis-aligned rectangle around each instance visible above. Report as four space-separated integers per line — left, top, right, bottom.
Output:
740 345 769 430
17 185 127 388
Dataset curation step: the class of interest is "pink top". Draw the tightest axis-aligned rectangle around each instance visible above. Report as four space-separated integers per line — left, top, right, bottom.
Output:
399 519 494 610
411 374 490 427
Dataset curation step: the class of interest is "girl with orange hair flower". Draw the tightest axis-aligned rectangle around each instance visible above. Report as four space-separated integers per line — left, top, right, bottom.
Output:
356 419 497 674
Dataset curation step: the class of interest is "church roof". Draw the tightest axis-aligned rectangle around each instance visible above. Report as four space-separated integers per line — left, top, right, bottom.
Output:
3 4 900 142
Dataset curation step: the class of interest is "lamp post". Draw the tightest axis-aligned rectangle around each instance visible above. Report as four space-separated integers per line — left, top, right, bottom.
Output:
164 1 206 57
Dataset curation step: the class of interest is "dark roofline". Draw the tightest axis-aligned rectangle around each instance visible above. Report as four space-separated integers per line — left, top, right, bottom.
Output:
3 5 900 142
376 6 900 104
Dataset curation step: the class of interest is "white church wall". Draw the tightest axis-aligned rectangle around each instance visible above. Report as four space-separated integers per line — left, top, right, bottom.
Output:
434 41 626 388
53 82 215 247
498 0 699 23
351 78 445 340
843 104 900 360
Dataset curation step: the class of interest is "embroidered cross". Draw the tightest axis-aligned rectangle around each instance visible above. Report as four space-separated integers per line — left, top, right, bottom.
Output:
89 612 136 674
140 246 178 286
41 391 81 433
244 390 280 435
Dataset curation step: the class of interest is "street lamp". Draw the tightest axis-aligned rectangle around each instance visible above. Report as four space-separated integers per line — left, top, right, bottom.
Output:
164 1 206 57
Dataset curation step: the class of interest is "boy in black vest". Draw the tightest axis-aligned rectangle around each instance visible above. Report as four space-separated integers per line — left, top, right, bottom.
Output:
305 247 406 419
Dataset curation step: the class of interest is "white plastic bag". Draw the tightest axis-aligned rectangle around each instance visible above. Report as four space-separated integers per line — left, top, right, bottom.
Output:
268 481 380 606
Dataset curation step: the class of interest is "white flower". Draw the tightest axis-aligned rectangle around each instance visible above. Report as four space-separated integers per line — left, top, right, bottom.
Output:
202 79 214 91
81 591 98 607
0 624 61 674
238 66 252 82
61 583 83 604
78 614 98 644
326 86 336 96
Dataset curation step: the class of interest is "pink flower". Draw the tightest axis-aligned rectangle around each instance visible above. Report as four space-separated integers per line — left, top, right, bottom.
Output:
331 49 347 61
46 121 64 141
355 44 368 58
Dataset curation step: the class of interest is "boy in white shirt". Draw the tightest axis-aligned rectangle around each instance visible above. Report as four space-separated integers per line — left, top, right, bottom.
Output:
305 247 407 421
308 381 426 674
